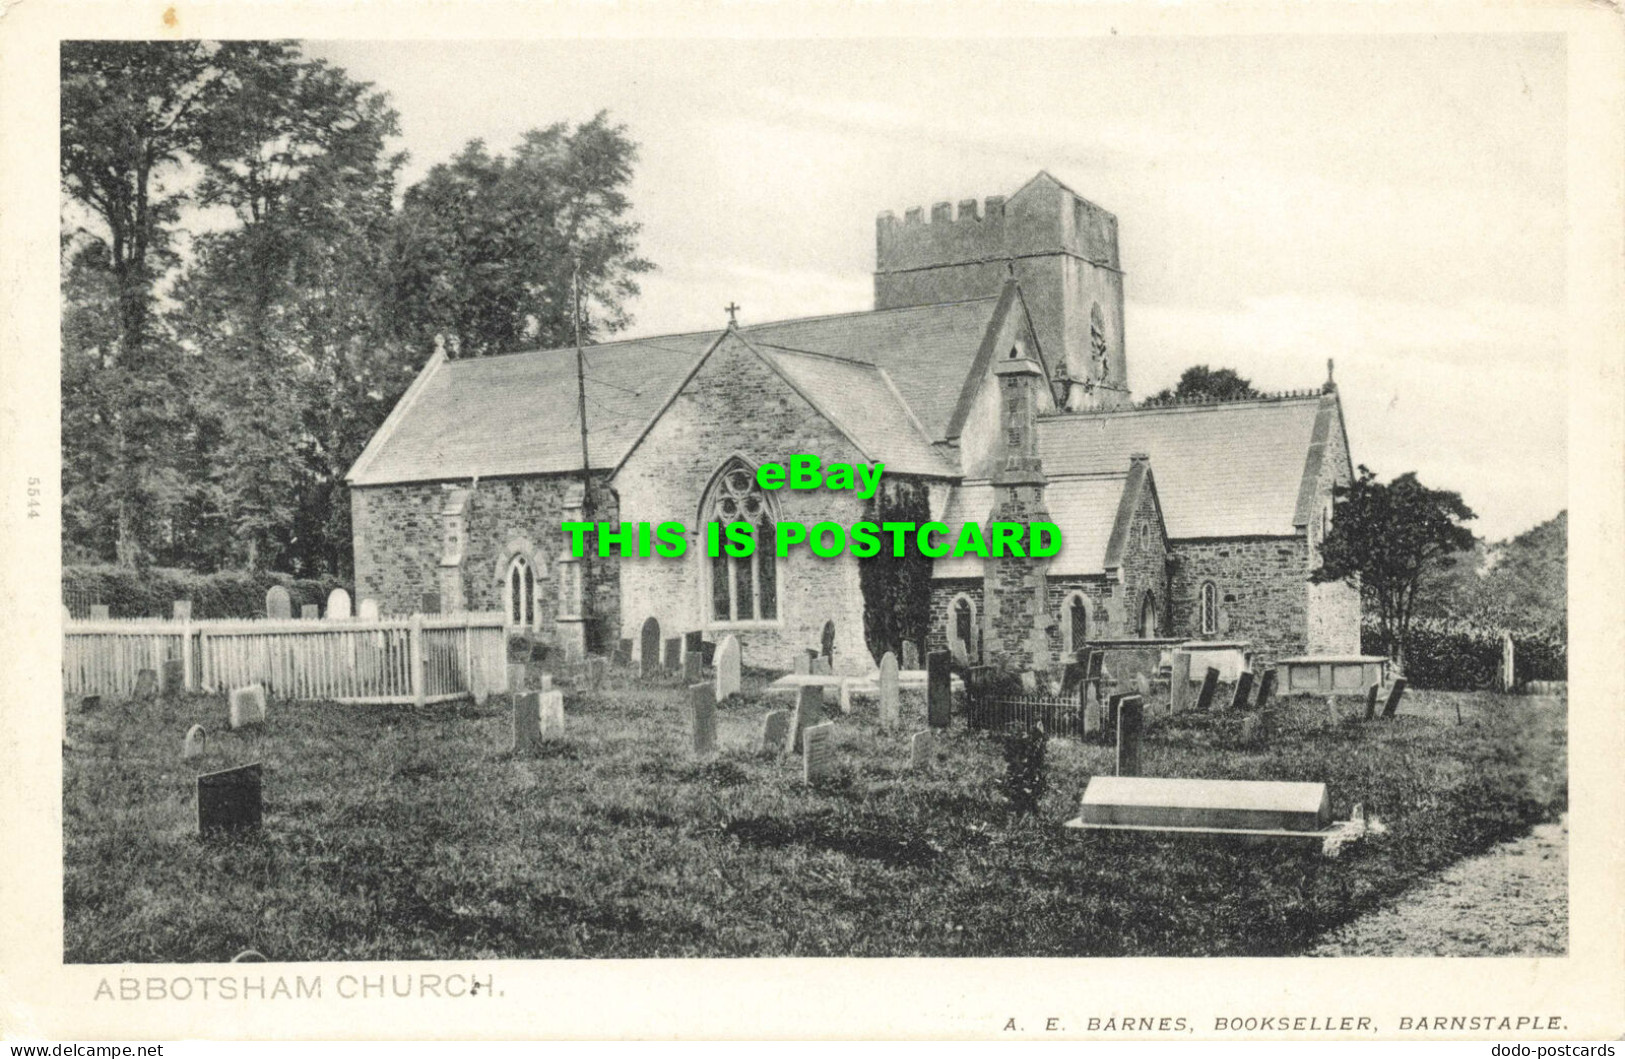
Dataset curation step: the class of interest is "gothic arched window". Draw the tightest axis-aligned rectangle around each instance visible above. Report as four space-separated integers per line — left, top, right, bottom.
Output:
1063 591 1089 656
504 555 537 630
1199 581 1218 635
705 459 778 623
947 593 977 661
1139 589 1159 639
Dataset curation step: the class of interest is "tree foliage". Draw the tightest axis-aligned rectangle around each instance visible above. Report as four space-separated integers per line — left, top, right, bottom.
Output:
1311 465 1478 670
388 113 654 358
1147 365 1261 404
859 478 935 662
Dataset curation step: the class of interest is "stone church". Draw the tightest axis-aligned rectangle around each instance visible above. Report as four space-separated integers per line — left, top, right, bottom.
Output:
347 172 1360 673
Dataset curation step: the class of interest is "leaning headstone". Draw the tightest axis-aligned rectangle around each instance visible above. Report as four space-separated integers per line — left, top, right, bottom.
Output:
1363 681 1380 721
1228 670 1255 713
508 664 528 695
1169 651 1192 713
715 634 741 699
229 684 267 729
359 598 380 620
1060 661 1087 699
300 604 320 620
910 730 934 770
172 600 193 622
1239 713 1262 747
614 638 633 666
1194 667 1220 711
89 604 111 621
265 586 292 620
791 684 822 753
793 652 811 676
133 668 158 702
183 724 207 760
639 617 661 678
803 722 836 786
1083 698 1103 737
902 641 920 670
1381 678 1408 719
326 588 352 620
1254 668 1278 712
663 636 682 673
511 691 541 751
926 651 952 728
762 710 791 753
162 657 185 694
878 652 900 729
689 683 716 755
197 763 263 837
1116 695 1144 777
539 689 566 738
811 655 833 677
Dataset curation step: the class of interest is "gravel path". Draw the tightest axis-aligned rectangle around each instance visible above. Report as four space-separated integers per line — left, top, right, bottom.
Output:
1309 816 1568 957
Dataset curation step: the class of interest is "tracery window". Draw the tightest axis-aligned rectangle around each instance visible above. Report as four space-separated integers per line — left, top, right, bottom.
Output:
1200 581 1218 635
504 555 537 630
1063 591 1089 656
706 460 778 623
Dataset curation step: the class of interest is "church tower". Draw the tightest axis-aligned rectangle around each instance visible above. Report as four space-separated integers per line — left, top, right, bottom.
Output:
874 172 1131 410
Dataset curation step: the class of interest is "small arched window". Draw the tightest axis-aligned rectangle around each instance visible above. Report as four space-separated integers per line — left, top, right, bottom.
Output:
1063 591 1089 657
948 594 977 662
505 555 537 630
1139 590 1159 639
704 458 779 624
1199 581 1218 635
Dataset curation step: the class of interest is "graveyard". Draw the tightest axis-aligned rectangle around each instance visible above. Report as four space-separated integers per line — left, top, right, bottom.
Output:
63 650 1566 961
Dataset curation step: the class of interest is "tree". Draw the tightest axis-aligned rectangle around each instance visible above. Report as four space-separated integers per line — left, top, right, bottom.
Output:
1147 365 1261 404
859 478 935 662
387 113 654 358
1312 465 1478 671
61 41 227 564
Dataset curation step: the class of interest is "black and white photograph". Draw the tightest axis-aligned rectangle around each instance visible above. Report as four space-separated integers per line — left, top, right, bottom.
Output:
5 0 1623 1043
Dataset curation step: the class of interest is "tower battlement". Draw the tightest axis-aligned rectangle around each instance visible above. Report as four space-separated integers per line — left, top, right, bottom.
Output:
875 176 1119 275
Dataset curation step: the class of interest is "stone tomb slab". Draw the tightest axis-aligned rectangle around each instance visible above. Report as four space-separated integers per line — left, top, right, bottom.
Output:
802 722 836 786
197 762 263 837
1067 775 1333 841
229 684 267 729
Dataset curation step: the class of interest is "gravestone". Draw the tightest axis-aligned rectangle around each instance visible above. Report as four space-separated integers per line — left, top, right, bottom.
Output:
539 673 554 692
663 636 682 673
761 710 792 753
539 690 566 738
162 658 185 694
300 604 320 620
1254 668 1278 712
326 588 352 620
419 592 439 615
878 652 900 729
639 618 661 678
183 724 207 760
715 634 741 699
684 630 703 661
804 648 819 671
1195 667 1220 711
229 684 267 729
1239 713 1262 747
1135 673 1152 701
587 656 607 689
1106 693 1125 731
1501 631 1516 691
1169 651 1192 713
811 656 833 677
89 604 111 621
1228 670 1255 713
359 598 380 620
683 645 702 682
689 683 716 755
133 669 158 702
793 652 811 676
172 600 193 622
1083 698 1103 737
80 695 101 712
197 763 263 837
926 651 952 728
511 691 541 751
1019 671 1038 693
1116 695 1144 777
1363 682 1380 721
791 685 822 753
1381 678 1408 719
1060 661 1087 699
1325 696 1340 726
508 664 528 694
803 722 836 786
701 640 716 666
615 638 633 666
902 641 920 670
910 730 934 770
265 586 292 620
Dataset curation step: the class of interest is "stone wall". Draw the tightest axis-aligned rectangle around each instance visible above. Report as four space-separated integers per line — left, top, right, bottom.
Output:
1169 536 1310 663
928 579 984 659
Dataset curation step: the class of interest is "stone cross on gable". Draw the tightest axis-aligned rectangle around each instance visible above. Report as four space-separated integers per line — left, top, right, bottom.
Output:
725 302 740 327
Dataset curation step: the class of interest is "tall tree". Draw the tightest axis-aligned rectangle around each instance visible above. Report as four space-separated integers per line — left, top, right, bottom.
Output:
388 113 654 358
1311 465 1478 670
1147 365 1261 404
61 41 225 564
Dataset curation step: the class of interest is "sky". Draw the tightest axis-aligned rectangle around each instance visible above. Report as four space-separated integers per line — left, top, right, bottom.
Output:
307 35 1568 542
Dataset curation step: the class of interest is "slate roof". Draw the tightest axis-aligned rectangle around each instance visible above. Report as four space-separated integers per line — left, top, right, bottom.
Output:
347 298 1000 486
933 473 1134 579
1037 395 1332 539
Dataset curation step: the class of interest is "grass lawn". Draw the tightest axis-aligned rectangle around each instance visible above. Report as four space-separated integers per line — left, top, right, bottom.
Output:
63 667 1566 961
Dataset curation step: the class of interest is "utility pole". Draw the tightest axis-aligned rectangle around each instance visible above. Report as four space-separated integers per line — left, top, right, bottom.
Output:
573 258 593 518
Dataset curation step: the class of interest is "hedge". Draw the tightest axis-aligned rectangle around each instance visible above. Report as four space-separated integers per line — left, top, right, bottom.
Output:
1361 617 1567 691
63 565 347 621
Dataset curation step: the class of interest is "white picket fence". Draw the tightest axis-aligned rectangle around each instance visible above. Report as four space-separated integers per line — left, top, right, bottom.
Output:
62 612 510 705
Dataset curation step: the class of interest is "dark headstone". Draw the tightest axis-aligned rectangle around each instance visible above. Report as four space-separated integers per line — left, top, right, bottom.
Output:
762 710 792 753
1254 668 1278 712
1364 681 1380 721
1107 692 1125 731
300 604 320 620
663 636 682 673
926 651 952 728
162 657 185 694
803 722 836 786
511 691 541 752
1169 651 1191 713
701 640 716 666
1381 678 1408 719
1195 667 1220 711
133 668 158 702
639 618 661 678
683 650 702 681
1116 696 1144 777
586 656 607 690
80 695 101 711
197 763 263 837
1228 670 1254 713
1085 650 1105 681
690 683 716 755
615 638 633 666
1059 661 1087 698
